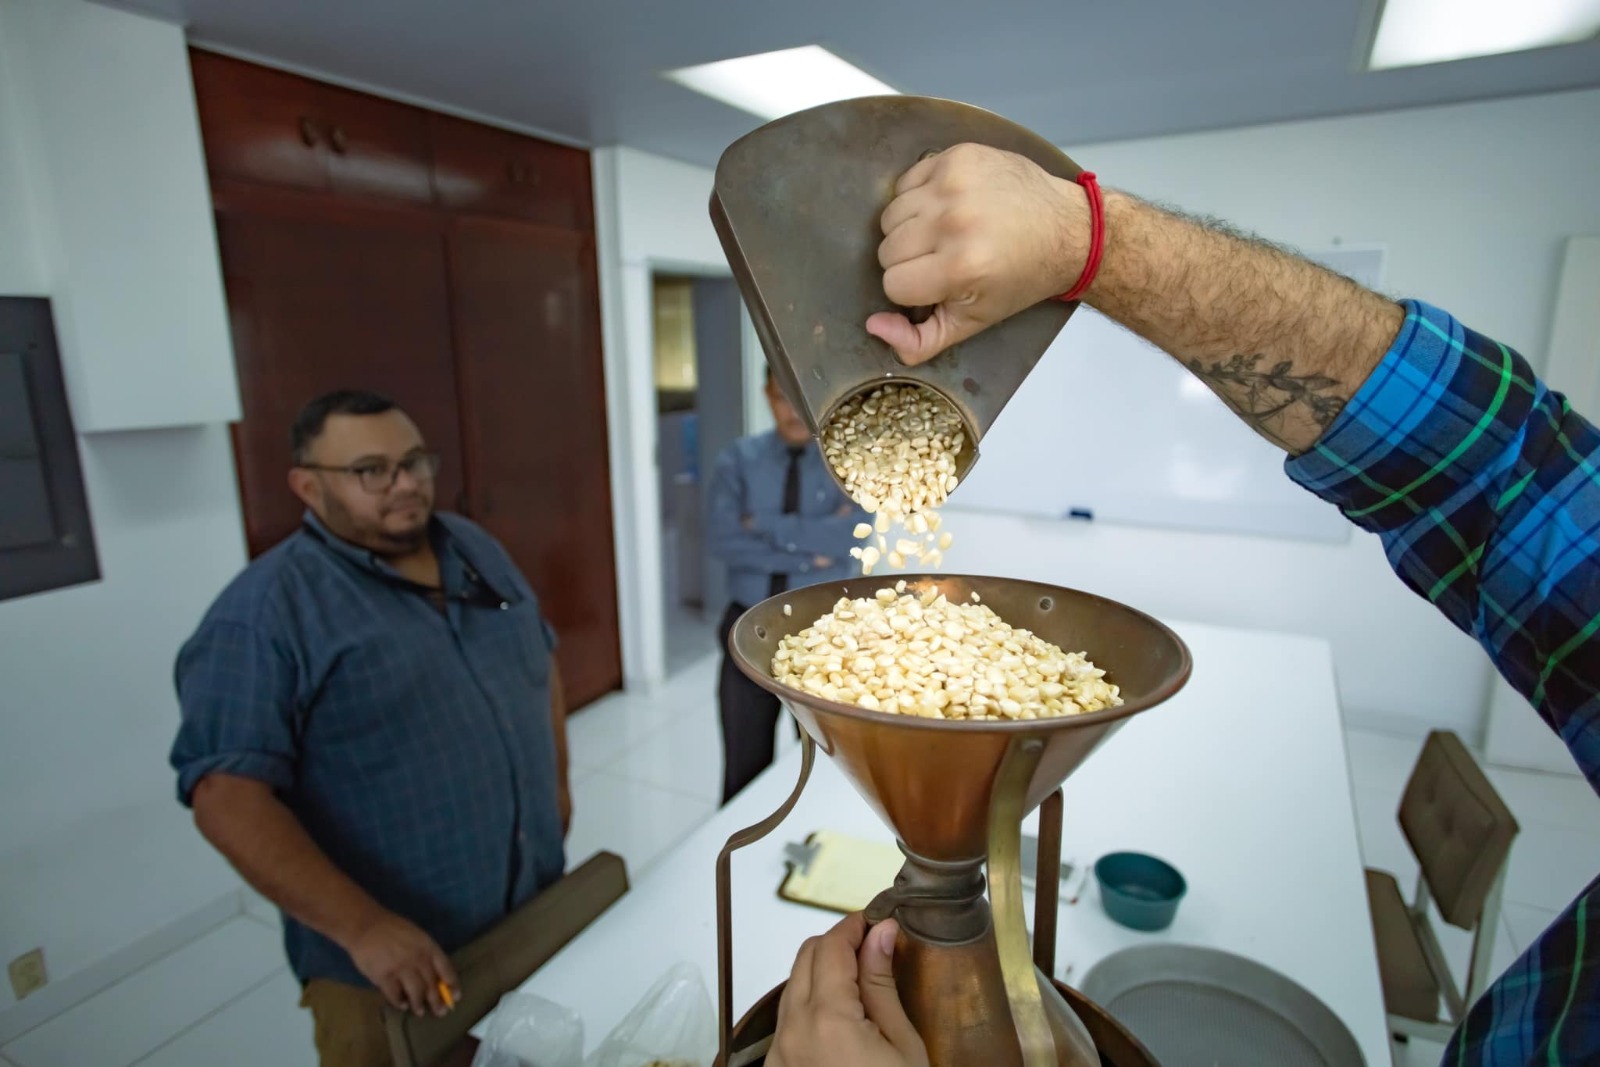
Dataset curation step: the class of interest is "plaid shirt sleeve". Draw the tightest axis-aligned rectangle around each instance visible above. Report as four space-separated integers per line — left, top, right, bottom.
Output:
1285 299 1600 1065
171 618 301 805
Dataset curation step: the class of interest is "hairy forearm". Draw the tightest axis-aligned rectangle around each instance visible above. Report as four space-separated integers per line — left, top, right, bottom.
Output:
1084 191 1405 454
193 774 382 948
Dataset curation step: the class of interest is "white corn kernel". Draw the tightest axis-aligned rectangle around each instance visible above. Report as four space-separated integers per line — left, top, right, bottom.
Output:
770 587 1119 720
820 383 963 533
853 523 872 539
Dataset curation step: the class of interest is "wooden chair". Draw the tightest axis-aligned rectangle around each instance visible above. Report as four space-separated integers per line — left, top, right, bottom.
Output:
385 850 629 1067
1364 731 1518 1050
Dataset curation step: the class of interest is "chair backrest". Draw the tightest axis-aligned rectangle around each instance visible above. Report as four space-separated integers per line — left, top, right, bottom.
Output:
385 850 629 1067
1399 731 1518 930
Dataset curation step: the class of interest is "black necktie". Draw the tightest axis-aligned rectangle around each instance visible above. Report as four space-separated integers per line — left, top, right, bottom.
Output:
770 447 805 597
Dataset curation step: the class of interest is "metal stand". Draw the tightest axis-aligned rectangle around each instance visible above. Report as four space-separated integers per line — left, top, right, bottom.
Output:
715 730 815 1067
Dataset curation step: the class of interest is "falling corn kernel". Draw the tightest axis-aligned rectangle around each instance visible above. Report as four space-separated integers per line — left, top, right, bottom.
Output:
817 383 967 582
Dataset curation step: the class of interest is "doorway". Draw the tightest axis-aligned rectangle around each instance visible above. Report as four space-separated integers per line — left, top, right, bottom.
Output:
652 273 746 676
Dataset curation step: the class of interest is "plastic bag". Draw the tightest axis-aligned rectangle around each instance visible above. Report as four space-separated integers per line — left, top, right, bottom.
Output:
582 962 717 1067
471 991 585 1067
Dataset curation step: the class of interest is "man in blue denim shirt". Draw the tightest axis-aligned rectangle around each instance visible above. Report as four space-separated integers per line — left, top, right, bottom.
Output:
708 371 867 802
171 391 569 1067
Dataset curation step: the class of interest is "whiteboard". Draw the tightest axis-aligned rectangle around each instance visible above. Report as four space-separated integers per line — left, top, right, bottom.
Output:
947 249 1384 543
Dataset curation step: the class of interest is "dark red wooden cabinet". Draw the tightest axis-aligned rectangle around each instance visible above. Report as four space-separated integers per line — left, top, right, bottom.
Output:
430 114 594 229
446 219 618 706
195 50 621 708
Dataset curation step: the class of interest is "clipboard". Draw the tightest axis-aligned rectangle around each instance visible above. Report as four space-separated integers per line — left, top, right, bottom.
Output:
778 829 906 914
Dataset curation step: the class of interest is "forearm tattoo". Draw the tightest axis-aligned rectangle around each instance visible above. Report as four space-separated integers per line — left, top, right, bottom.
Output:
1186 355 1349 451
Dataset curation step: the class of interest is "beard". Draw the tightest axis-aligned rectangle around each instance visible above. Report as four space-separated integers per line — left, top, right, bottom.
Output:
320 491 433 557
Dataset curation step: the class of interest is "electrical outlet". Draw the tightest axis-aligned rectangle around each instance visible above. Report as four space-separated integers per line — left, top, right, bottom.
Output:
8 948 47 999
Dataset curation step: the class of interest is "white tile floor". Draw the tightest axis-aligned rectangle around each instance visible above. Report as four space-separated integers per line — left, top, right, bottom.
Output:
4 665 1595 1067
662 602 717 678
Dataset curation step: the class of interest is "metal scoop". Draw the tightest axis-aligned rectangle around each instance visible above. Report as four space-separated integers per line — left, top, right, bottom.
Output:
710 96 1086 493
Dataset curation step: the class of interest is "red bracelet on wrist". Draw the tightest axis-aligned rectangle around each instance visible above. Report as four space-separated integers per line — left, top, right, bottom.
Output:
1056 171 1104 304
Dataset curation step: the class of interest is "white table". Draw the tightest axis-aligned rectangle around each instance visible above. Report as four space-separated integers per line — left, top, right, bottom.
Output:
496 620 1389 1065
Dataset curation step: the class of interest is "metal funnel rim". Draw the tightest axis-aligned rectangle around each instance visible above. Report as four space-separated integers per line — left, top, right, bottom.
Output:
710 94 1016 189
729 574 1193 734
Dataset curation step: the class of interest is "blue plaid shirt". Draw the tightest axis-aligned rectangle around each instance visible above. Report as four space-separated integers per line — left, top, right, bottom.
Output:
1286 300 1600 1064
171 512 566 988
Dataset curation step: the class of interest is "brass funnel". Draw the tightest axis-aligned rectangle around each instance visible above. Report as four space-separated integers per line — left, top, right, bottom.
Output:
710 97 1085 495
731 574 1191 862
725 575 1191 1067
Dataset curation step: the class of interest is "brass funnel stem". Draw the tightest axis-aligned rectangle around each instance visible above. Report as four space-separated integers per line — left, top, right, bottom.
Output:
865 846 987 945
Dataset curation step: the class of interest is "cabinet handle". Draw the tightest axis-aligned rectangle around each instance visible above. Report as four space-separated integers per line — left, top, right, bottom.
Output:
328 125 349 154
508 160 533 185
298 115 318 147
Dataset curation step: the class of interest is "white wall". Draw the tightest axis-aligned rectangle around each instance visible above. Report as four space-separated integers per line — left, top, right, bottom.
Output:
0 0 246 1019
599 88 1600 740
592 147 732 687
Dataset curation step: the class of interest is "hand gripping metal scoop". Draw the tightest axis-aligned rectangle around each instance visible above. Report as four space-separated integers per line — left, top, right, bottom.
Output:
710 95 1087 493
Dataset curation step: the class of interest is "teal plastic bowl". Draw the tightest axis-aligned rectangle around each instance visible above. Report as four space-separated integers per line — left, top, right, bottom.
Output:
1095 852 1187 931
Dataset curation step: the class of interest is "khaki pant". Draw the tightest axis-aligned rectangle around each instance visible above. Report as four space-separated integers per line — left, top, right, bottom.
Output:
300 979 477 1067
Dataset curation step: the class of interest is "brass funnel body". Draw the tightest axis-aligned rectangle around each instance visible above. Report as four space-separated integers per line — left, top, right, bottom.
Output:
723 575 1191 1067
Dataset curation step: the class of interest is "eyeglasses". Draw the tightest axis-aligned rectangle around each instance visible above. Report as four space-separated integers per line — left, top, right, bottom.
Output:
299 452 441 494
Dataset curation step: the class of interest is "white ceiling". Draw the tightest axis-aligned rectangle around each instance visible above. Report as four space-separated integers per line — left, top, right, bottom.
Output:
103 0 1600 165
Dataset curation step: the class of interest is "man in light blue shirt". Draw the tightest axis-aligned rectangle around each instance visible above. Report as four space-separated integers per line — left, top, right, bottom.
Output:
707 370 866 801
